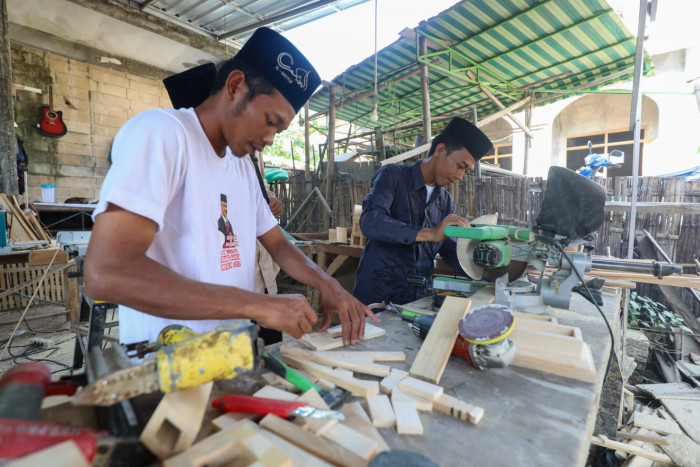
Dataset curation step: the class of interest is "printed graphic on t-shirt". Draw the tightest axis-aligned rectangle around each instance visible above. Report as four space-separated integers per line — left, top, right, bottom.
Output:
218 194 241 271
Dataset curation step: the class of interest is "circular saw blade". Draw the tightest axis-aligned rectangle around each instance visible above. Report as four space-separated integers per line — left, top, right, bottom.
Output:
458 303 515 344
457 237 483 280
455 213 498 280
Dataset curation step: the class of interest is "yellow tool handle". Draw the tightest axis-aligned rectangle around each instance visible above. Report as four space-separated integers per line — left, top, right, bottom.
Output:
155 324 256 393
157 324 200 346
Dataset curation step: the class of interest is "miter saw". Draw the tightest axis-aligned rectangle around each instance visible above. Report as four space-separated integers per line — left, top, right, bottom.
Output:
446 166 682 315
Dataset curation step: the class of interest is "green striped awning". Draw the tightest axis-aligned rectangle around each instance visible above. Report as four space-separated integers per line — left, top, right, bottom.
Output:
308 0 651 137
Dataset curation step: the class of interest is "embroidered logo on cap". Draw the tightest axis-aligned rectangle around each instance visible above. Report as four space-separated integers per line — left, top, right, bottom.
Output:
276 53 310 90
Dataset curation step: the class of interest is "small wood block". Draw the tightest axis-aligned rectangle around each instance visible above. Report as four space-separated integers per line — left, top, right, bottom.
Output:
336 227 348 243
399 376 444 401
340 401 390 453
328 229 337 242
260 372 300 393
322 423 378 460
380 372 405 395
391 388 432 412
28 248 68 266
300 322 386 350
239 432 275 459
212 411 258 431
259 414 366 467
295 389 337 435
9 440 90 467
140 382 213 460
392 399 423 435
253 385 299 401
367 394 396 428
164 420 258 467
434 393 484 425
255 446 292 467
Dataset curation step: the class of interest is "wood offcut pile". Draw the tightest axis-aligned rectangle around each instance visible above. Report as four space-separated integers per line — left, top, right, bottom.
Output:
591 382 700 466
132 320 483 466
0 194 52 244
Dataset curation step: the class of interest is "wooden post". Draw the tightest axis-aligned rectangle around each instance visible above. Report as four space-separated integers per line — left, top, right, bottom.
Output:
419 36 432 152
61 261 80 323
0 0 19 195
523 96 533 175
304 102 310 181
375 127 385 162
324 85 336 230
290 142 296 171
473 107 481 179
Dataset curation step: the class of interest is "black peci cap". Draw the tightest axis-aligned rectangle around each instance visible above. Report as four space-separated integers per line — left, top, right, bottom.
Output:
235 27 321 113
163 63 217 109
441 117 493 161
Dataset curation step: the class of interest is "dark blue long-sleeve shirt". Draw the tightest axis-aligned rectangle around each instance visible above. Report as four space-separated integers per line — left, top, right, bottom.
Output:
352 161 466 305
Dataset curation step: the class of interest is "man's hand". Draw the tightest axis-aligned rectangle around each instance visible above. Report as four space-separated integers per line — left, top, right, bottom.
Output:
254 293 318 339
416 214 470 242
318 280 380 345
267 191 283 218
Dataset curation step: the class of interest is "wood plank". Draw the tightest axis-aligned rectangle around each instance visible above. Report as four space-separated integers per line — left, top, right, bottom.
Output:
637 383 700 401
512 347 597 383
340 401 390 453
321 423 378 460
590 435 673 464
410 287 494 384
379 372 405 395
367 394 396 428
588 270 700 288
259 414 367 467
616 431 669 446
661 399 700 444
280 355 379 397
315 350 406 362
281 346 392 377
514 312 557 323
409 296 474 384
660 433 700 467
605 201 700 215
300 322 386 351
633 412 683 436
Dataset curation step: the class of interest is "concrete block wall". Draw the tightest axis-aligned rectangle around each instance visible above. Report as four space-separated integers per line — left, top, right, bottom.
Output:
11 44 172 202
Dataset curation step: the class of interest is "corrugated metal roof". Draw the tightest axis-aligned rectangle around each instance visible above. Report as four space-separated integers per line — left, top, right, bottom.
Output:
308 0 652 135
125 0 369 45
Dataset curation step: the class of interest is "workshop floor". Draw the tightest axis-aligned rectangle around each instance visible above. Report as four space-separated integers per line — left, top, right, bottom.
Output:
0 304 119 408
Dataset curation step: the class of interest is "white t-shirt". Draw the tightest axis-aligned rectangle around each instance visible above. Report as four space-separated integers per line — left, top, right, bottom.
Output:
425 184 436 203
93 108 278 343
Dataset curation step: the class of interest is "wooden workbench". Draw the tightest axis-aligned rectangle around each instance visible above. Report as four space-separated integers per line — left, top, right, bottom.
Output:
275 288 622 467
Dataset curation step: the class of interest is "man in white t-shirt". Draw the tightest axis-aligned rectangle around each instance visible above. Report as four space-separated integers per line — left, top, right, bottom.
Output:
84 27 378 346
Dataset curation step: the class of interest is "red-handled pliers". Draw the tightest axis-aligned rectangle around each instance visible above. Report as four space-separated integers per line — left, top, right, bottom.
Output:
212 394 345 420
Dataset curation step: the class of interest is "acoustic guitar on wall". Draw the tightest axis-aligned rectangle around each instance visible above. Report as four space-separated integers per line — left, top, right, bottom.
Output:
37 76 67 137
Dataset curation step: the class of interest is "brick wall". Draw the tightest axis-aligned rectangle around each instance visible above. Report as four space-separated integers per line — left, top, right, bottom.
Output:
11 44 172 202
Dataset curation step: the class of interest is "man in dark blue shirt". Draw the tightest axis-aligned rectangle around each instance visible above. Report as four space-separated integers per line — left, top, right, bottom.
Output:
352 117 493 305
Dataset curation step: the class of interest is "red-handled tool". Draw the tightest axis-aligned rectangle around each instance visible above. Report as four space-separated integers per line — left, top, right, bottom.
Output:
212 394 344 420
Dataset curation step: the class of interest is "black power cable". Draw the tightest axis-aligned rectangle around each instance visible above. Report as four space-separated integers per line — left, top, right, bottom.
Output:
553 242 617 383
